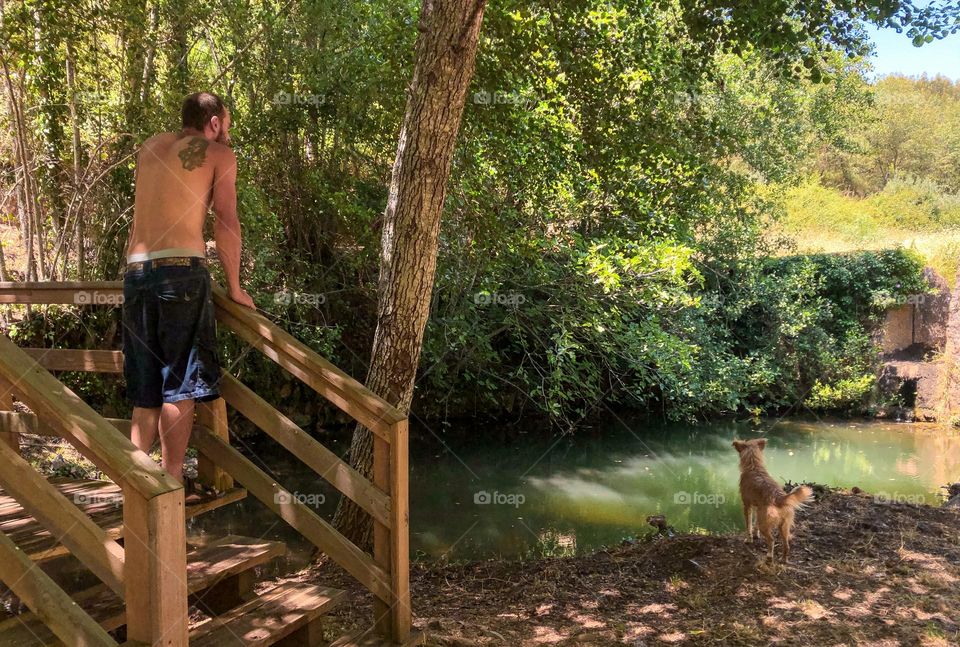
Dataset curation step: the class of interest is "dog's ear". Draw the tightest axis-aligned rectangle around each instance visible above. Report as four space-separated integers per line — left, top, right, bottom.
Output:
732 440 745 452
756 438 767 450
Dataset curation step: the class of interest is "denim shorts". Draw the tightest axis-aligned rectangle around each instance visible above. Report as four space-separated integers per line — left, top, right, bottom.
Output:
121 259 221 408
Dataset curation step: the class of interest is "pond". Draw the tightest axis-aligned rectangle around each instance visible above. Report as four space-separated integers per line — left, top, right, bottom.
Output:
186 416 960 573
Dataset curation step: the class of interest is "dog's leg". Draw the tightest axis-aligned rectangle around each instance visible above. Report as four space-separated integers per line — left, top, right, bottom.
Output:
779 516 792 562
758 509 775 562
743 504 753 543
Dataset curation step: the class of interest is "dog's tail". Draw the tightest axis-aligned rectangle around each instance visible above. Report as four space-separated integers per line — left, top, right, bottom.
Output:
777 485 814 510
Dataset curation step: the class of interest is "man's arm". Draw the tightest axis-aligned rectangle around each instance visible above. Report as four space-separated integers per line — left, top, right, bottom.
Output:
211 147 254 308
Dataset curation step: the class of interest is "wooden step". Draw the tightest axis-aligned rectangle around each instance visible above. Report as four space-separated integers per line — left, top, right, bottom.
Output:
0 478 246 562
189 581 347 647
0 535 285 646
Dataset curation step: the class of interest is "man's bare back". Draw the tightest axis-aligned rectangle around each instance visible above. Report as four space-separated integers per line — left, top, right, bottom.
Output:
127 132 232 261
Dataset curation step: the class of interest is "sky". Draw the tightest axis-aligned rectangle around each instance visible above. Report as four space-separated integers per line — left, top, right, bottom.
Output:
865 23 960 80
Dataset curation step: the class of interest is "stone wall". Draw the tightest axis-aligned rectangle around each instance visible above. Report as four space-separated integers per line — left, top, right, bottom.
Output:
878 268 951 355
935 274 960 420
876 268 954 421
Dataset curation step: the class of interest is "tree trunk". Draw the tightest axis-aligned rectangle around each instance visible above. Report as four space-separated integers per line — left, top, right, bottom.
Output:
65 40 84 278
333 0 486 549
2 56 39 281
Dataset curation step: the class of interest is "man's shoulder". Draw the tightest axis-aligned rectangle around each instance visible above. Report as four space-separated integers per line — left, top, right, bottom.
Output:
142 132 177 148
207 141 237 168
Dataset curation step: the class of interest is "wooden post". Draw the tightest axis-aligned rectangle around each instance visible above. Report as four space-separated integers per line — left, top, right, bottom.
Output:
196 398 234 492
389 420 411 642
123 488 188 647
0 376 18 455
372 432 392 641
373 420 411 643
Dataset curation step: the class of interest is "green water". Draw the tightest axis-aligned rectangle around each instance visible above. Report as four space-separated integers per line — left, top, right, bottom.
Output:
187 417 960 568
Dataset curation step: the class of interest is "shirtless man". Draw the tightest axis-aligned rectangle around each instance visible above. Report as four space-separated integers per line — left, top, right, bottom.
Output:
123 92 254 483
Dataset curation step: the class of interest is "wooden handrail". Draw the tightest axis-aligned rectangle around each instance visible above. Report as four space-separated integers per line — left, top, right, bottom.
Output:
212 285 405 438
0 280 411 644
0 280 122 304
0 335 180 499
218 372 392 527
0 280 407 434
23 347 123 372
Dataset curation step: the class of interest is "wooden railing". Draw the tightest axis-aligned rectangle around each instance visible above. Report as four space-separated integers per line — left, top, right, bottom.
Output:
0 281 412 645
0 332 187 646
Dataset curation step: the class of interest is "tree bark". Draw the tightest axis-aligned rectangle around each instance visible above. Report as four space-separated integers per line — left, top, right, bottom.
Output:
333 0 487 549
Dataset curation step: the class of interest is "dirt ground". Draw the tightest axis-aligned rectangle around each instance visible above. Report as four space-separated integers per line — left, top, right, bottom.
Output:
280 488 960 646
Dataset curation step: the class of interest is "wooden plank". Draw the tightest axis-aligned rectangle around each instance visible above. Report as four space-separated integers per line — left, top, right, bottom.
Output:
0 441 125 596
0 281 122 305
196 398 234 492
122 489 188 647
218 373 391 527
212 286 404 433
191 424 393 603
22 348 123 373
389 420 412 642
0 334 180 499
0 411 130 437
188 581 346 647
0 529 117 647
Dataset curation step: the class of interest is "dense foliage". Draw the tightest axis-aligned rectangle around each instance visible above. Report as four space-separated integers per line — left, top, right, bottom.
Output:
0 1 951 429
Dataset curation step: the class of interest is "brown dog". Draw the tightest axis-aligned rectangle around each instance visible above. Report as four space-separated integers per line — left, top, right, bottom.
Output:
733 438 813 562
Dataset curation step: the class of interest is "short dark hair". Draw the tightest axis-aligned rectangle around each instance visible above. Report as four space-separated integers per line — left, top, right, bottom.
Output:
181 92 226 130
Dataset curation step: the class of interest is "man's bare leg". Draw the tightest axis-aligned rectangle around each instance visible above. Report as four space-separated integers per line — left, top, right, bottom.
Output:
131 406 161 454
159 400 195 483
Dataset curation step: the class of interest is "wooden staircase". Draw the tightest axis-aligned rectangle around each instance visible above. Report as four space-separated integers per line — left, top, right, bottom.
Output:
0 282 422 647
0 534 346 646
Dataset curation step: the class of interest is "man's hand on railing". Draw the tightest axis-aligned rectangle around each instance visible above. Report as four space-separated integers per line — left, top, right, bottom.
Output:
228 286 255 309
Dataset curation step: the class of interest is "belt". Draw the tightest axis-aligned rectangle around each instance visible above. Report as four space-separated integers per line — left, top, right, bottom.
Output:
126 257 207 272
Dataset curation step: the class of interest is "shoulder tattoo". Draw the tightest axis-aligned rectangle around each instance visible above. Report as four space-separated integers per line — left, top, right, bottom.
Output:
178 137 209 171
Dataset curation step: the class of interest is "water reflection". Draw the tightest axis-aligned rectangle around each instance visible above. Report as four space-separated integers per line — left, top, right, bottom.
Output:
188 418 960 566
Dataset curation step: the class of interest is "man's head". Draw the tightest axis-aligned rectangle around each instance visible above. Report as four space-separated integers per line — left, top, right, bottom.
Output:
181 92 231 145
